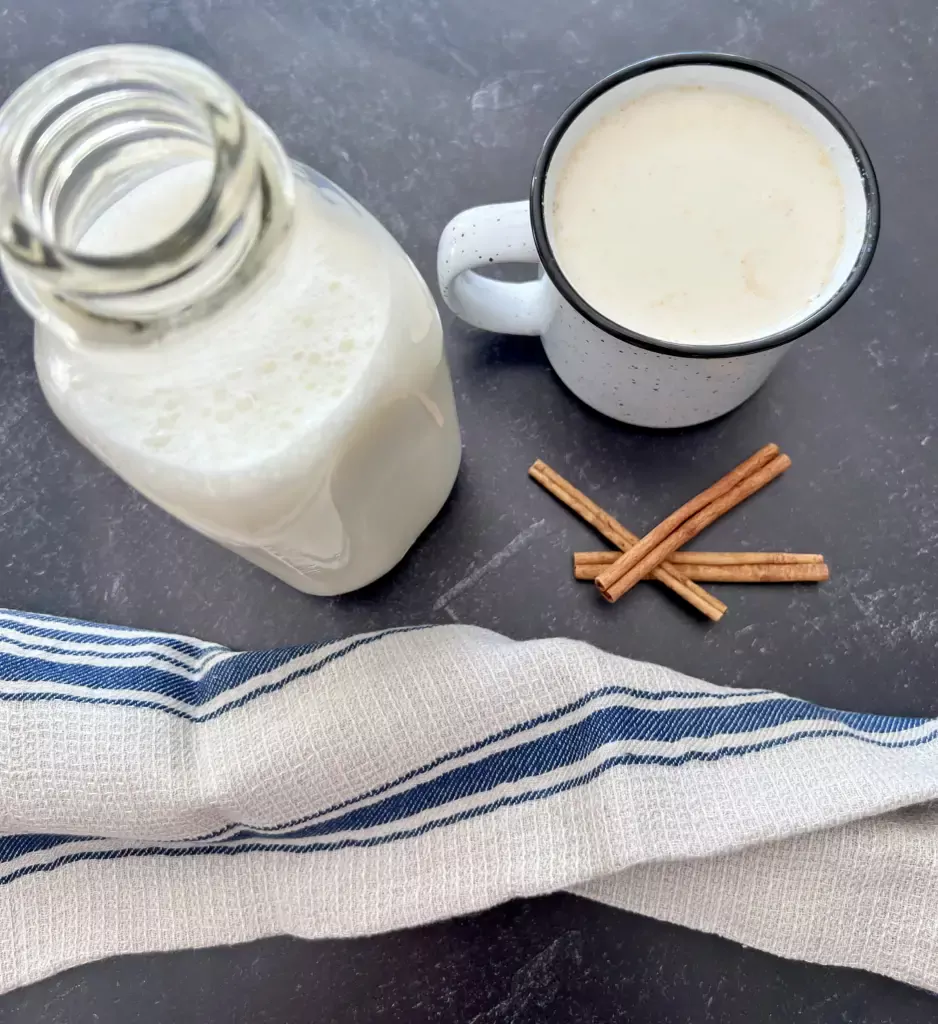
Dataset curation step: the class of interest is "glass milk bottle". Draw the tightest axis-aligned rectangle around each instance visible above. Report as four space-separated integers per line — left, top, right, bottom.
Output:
0 46 461 595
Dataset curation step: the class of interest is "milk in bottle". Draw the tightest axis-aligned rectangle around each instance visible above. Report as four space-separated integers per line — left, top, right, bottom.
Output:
0 46 461 594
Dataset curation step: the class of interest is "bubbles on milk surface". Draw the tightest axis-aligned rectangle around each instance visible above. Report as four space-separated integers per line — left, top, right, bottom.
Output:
62 161 386 471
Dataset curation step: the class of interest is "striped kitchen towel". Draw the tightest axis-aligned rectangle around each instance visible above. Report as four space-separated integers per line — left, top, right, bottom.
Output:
1 608 937 994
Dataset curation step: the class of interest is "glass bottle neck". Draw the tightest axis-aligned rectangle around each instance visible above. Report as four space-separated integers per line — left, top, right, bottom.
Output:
0 45 295 345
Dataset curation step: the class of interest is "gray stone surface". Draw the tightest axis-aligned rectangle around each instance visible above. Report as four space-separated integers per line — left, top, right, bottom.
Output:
0 0 937 1020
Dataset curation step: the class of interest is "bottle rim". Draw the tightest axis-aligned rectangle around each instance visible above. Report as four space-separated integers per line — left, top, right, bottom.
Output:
0 45 294 339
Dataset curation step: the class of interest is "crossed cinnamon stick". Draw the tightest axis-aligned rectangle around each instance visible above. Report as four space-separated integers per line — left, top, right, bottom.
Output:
529 445 828 622
574 551 828 582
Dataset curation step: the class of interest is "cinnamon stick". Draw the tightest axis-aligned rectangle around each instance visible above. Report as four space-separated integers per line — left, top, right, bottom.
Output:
575 551 825 567
596 453 792 602
574 553 828 583
529 460 726 621
669 551 823 566
674 563 829 583
529 461 634 551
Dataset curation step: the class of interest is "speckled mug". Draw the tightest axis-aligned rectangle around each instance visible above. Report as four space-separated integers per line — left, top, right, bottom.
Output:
438 53 879 428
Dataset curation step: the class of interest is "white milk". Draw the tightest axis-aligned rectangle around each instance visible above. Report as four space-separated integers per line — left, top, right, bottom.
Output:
552 86 846 345
35 163 461 594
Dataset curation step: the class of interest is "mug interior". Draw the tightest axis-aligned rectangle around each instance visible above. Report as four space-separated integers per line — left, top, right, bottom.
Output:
536 56 878 357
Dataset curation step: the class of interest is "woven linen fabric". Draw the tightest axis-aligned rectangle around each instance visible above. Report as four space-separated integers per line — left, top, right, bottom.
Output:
1 609 937 995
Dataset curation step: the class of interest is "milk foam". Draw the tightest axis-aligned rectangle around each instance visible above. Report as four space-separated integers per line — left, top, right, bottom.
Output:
552 86 846 345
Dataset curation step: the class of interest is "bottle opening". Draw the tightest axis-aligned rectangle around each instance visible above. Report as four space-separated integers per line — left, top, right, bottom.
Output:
0 45 293 339
74 161 215 258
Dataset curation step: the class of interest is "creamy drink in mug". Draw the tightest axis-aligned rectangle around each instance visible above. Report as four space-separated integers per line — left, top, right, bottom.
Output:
439 54 879 428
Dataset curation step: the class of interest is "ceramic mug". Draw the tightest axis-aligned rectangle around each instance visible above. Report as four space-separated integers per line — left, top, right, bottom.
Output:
437 53 880 428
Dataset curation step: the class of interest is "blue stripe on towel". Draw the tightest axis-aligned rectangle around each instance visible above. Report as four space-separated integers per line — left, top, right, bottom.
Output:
3 694 931 868
0 641 314 700
0 629 222 675
0 612 222 657
200 697 930 843
0 834 96 862
3 685 790 863
187 682 783 840
3 722 937 887
0 627 425 712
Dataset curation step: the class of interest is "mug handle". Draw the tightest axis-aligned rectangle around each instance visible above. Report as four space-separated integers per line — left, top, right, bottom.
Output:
437 201 550 336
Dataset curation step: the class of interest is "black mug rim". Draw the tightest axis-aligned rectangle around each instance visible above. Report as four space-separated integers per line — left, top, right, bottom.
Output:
529 52 881 360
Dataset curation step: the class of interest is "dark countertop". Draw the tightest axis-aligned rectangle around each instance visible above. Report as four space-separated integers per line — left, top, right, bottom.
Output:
0 0 937 1021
